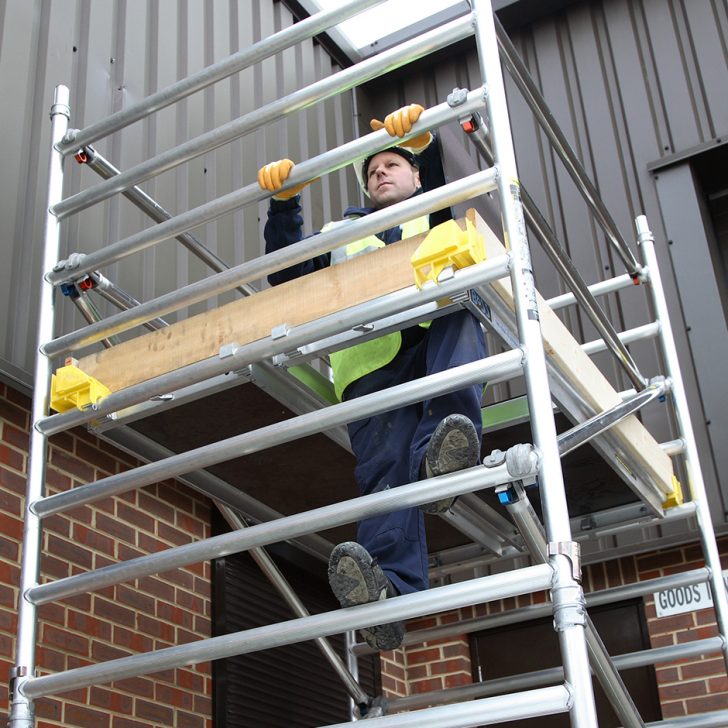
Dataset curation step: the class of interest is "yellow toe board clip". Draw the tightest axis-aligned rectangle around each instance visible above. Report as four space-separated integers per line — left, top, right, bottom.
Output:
51 364 111 413
411 218 486 289
662 475 684 510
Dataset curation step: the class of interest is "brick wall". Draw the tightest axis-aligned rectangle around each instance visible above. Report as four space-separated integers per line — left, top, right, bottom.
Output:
382 538 728 721
639 538 728 718
0 382 213 727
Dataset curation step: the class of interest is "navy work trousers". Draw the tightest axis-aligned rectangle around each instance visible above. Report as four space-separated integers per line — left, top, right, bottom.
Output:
343 309 487 596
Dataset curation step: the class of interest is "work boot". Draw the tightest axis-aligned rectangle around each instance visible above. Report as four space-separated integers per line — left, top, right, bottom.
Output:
328 541 405 651
420 414 480 514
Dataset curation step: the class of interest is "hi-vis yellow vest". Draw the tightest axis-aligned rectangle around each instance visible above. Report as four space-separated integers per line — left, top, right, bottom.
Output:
325 215 431 401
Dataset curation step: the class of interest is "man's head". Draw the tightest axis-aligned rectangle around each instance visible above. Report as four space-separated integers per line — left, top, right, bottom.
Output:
361 148 421 209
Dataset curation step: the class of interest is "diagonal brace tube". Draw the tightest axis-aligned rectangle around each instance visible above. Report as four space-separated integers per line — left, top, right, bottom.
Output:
56 0 388 155
44 161 495 357
494 17 641 276
46 88 487 290
51 15 474 219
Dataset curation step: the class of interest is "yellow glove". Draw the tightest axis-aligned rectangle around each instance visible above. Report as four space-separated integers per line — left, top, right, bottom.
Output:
370 103 433 153
257 158 316 201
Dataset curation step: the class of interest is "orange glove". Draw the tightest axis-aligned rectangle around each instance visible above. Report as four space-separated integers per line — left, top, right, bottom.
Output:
370 103 433 153
257 158 316 200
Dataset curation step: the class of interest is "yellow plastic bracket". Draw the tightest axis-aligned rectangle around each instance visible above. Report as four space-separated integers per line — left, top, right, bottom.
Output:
50 364 111 413
411 218 486 289
662 475 684 510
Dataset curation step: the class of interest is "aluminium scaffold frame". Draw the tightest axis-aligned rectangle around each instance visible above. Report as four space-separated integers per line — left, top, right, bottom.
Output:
9 0 728 726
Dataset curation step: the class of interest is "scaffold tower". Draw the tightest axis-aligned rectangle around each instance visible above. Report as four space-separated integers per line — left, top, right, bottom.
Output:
9 1 728 726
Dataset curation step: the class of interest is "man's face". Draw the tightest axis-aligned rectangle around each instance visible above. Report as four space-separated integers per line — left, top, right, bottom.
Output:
365 151 421 209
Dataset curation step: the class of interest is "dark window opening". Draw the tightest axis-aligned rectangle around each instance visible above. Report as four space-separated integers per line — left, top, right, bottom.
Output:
470 599 661 726
212 510 380 727
693 143 728 328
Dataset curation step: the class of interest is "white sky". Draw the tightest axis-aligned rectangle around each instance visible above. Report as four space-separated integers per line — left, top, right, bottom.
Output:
315 0 461 49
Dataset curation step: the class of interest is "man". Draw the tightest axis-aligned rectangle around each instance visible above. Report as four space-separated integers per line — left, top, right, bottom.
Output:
258 104 487 651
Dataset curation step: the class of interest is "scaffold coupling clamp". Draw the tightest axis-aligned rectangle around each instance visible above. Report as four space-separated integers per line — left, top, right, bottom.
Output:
505 443 540 479
548 541 582 583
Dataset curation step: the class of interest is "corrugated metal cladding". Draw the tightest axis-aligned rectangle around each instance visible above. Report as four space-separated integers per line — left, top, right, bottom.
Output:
356 0 728 522
0 0 359 381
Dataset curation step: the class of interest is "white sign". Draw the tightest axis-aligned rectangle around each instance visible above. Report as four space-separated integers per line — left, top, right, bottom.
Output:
654 583 713 617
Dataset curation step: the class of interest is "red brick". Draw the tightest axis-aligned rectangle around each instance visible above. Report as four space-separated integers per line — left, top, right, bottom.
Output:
73 523 115 556
137 614 175 642
75 440 118 477
431 658 471 676
36 646 67 673
157 602 193 629
137 531 168 555
445 672 473 688
89 685 133 713
158 520 192 547
113 626 153 652
40 553 70 580
177 668 204 692
707 675 728 692
685 693 728 713
136 698 174 723
0 513 22 540
35 697 63 721
410 677 444 693
44 513 71 537
407 647 442 665
112 718 147 728
49 448 95 482
155 682 193 709
110 676 155 698
0 444 24 471
117 501 155 533
95 512 136 543
38 601 66 626
651 613 696 634
116 584 155 613
650 633 676 648
64 703 111 727
162 568 194 591
138 575 175 602
117 543 144 561
67 611 112 640
0 465 26 494
45 467 72 493
178 511 205 538
0 559 19 586
178 711 205 728
47 534 93 569
138 491 175 523
661 701 687 718
42 624 89 656
637 550 685 572
655 667 680 683
2 423 29 450
0 398 29 428
659 680 707 700
681 658 726 680
93 596 136 627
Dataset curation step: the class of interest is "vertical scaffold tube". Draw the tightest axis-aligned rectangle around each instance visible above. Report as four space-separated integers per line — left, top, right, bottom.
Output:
8 85 70 728
470 3 598 726
636 216 728 672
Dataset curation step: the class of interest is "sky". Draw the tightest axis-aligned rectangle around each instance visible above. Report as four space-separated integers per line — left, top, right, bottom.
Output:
315 0 461 49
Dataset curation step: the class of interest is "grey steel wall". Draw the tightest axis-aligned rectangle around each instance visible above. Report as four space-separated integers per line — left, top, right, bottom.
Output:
0 0 358 385
356 0 728 525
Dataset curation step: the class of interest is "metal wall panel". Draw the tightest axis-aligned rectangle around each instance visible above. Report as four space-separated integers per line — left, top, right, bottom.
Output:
0 0 359 380
356 0 728 522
